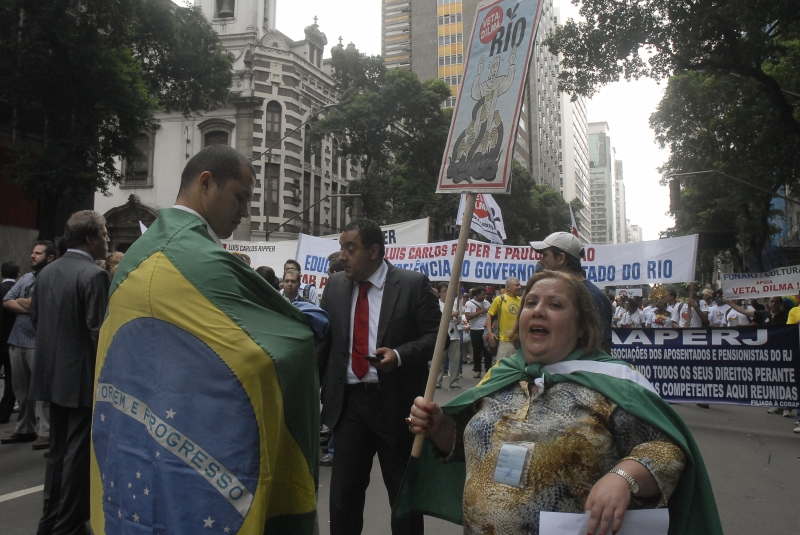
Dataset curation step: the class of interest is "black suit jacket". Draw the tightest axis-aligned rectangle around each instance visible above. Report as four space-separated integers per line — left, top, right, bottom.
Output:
1 279 16 348
29 252 110 408
319 261 440 430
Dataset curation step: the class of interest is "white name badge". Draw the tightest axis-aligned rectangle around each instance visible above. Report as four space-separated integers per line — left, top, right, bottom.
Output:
493 443 532 487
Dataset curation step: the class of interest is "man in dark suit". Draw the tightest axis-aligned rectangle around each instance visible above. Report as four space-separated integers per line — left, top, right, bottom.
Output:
30 210 110 535
320 218 440 535
0 261 20 423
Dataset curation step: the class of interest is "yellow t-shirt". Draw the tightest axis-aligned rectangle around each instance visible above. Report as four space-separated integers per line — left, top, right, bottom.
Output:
787 306 800 324
488 294 521 342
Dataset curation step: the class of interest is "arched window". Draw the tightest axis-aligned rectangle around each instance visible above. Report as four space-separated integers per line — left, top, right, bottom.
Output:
204 131 229 146
332 139 339 175
265 101 281 141
314 140 322 168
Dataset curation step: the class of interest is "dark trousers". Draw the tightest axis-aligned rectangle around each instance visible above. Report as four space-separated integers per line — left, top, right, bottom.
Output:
37 403 91 535
329 386 423 535
0 345 16 423
470 330 492 373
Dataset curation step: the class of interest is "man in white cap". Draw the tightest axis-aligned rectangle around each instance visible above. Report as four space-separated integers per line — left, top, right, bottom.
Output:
530 232 614 352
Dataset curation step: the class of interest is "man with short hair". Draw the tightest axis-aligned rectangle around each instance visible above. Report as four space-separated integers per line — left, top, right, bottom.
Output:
319 218 439 535
29 216 108 535
530 232 614 351
0 261 20 423
485 277 521 361
282 269 304 302
666 290 678 313
671 287 709 328
90 145 322 534
285 259 320 305
2 242 56 448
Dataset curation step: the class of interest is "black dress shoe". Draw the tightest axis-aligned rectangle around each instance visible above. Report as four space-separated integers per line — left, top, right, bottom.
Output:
1 432 38 444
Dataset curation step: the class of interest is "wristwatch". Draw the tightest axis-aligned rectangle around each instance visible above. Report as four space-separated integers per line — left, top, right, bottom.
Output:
609 468 639 494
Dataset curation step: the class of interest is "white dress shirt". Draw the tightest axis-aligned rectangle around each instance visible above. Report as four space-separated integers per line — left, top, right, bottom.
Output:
171 205 223 247
346 260 399 384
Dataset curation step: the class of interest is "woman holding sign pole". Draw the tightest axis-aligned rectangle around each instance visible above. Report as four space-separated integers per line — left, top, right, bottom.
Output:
397 271 722 535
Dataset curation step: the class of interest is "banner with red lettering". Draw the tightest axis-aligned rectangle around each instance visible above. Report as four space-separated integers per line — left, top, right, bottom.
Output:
296 234 700 291
721 265 800 299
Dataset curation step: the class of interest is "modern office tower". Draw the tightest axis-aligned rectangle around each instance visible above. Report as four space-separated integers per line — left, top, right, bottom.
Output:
559 90 590 241
93 0 358 247
588 122 616 244
614 159 627 243
385 0 565 190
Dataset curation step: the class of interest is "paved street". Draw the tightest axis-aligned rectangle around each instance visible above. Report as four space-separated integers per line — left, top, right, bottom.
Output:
1 374 798 534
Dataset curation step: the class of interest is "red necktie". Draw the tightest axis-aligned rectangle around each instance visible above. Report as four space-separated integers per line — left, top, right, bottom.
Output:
352 281 371 379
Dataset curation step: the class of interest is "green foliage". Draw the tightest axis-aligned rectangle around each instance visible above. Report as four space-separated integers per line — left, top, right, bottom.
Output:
494 163 571 246
319 46 573 244
0 0 233 223
651 71 799 271
546 0 800 133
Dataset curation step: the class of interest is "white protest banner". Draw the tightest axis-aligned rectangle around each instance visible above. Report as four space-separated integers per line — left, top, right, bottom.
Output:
721 265 800 299
579 235 699 289
318 217 429 245
224 218 429 288
457 193 506 244
222 239 300 272
437 0 543 193
297 233 698 290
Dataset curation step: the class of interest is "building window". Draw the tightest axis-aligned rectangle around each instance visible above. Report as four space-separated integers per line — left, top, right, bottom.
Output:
313 175 321 234
122 131 156 188
204 131 229 146
331 182 339 232
215 0 235 18
332 139 339 175
304 125 312 164
197 118 235 150
314 140 322 168
340 185 347 229
266 163 280 217
265 101 282 141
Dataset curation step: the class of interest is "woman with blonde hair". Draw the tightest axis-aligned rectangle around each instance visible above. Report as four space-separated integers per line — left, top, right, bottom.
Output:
104 251 124 278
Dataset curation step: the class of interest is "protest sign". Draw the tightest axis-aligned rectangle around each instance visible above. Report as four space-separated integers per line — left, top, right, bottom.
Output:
610 326 800 408
581 235 699 288
297 234 700 290
437 0 543 193
222 217 430 275
456 193 506 244
616 288 643 298
721 264 800 299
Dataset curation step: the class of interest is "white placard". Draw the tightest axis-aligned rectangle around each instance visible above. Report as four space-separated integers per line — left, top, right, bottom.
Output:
539 509 668 535
721 264 800 299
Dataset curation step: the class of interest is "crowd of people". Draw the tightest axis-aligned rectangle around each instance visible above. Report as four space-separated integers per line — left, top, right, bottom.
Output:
0 144 764 535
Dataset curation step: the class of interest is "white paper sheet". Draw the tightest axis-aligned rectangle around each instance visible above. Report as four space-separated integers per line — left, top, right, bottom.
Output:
540 509 669 535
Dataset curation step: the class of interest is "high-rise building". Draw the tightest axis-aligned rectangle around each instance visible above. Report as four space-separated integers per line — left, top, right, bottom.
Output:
627 221 643 242
614 159 627 244
559 90 590 241
385 0 565 190
588 122 616 244
93 0 359 248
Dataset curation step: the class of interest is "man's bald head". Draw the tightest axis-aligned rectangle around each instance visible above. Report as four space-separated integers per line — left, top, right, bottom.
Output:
179 145 255 193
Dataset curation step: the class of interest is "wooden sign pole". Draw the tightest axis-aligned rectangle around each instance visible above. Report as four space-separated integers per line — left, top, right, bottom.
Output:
411 192 476 457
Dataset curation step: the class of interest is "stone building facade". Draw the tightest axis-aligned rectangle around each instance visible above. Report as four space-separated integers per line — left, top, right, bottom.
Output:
94 0 359 249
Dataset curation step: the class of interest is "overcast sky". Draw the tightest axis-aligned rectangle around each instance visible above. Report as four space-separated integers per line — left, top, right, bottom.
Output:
186 0 673 240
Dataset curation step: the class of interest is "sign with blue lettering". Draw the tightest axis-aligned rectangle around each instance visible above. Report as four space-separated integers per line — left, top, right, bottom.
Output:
437 0 544 193
559 234 699 288
610 326 800 408
93 318 260 534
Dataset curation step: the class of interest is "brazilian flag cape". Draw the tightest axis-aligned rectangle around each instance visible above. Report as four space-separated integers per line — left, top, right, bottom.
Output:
91 208 319 535
394 349 723 535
